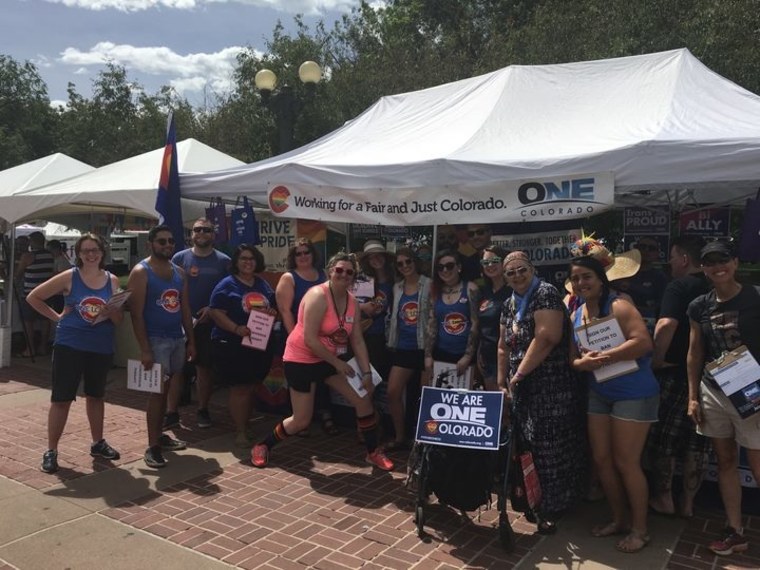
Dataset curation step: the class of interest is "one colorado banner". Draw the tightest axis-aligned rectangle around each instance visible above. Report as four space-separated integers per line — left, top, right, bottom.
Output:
268 172 614 225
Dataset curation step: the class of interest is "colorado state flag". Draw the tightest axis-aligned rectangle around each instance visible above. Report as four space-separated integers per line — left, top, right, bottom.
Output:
155 112 184 245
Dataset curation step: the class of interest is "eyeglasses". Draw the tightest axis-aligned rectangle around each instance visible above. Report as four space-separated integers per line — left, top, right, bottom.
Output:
701 255 732 267
238 256 255 262
480 257 502 267
80 248 101 255
396 258 414 268
153 238 175 246
505 266 530 278
636 243 658 252
468 228 489 237
295 250 312 257
436 262 457 272
333 267 355 276
192 227 213 234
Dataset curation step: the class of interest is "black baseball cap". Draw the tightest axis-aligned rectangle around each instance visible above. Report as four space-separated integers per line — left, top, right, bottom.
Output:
700 241 735 261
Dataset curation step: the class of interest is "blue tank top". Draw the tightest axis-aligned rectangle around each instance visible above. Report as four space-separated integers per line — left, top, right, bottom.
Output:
55 268 116 354
396 290 420 350
434 282 471 356
291 269 326 320
142 260 184 339
573 295 659 401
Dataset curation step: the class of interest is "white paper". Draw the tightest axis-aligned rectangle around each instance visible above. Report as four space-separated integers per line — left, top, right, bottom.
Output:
91 289 131 325
433 361 472 390
351 278 375 300
346 357 382 397
241 310 275 351
574 315 638 382
127 359 162 393
707 346 760 396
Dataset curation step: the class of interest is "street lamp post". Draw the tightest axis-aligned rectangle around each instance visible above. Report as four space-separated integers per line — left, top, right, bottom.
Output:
254 61 322 154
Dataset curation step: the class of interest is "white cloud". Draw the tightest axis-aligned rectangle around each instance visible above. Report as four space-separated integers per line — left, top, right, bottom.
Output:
59 42 254 95
44 0 358 15
74 67 89 75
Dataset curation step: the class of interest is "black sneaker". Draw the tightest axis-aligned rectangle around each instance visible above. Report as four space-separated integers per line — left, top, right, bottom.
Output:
197 408 212 429
143 446 166 468
41 450 59 473
90 439 121 460
159 434 187 451
163 411 180 430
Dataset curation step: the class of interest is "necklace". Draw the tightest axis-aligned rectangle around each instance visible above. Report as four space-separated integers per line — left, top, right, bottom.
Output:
443 283 460 295
328 282 348 332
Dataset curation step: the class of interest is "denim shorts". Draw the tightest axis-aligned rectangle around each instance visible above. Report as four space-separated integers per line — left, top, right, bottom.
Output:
148 336 186 378
588 389 659 422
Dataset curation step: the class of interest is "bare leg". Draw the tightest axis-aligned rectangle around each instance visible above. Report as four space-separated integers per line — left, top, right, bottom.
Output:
195 365 213 410
611 418 652 536
165 368 185 416
588 414 629 530
85 397 105 443
712 437 742 530
147 390 169 447
22 319 36 356
282 384 317 435
386 366 412 443
48 401 73 450
680 450 707 517
649 456 676 514
228 385 255 434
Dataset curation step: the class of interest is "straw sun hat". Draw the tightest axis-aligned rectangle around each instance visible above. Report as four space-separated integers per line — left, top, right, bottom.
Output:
565 232 641 292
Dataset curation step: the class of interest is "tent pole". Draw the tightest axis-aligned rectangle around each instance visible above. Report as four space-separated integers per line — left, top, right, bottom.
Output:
432 225 439 259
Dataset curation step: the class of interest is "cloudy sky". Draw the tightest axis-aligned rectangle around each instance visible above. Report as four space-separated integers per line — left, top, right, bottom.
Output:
3 0 360 106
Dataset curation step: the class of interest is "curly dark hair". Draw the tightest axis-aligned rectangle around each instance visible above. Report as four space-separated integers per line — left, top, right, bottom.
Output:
285 238 321 270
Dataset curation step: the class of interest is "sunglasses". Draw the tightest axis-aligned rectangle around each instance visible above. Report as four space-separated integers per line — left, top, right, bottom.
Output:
295 250 312 257
468 228 489 237
505 266 530 278
333 266 355 276
192 227 213 234
701 255 732 267
436 262 457 272
480 257 502 267
636 243 658 252
153 237 176 246
396 258 414 268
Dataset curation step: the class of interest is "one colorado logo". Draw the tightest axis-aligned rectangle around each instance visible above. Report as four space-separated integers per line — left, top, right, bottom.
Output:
269 186 290 214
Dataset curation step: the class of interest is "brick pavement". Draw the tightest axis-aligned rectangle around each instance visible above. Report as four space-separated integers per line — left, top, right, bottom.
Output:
1 359 759 569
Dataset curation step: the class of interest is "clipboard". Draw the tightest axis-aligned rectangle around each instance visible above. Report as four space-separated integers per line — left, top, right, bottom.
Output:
574 315 639 382
705 345 760 419
91 289 131 324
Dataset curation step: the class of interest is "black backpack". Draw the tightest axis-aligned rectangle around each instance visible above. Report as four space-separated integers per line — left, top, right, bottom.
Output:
426 446 498 511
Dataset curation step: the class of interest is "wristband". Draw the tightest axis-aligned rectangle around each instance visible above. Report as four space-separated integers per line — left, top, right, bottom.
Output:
362 371 372 377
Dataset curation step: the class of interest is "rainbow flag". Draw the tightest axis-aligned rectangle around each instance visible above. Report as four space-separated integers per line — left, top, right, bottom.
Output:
155 112 184 245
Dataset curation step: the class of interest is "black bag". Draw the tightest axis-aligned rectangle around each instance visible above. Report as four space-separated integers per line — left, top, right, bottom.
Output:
427 446 497 511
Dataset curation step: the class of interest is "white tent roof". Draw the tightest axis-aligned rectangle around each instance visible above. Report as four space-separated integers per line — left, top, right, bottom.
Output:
0 139 245 224
181 48 760 223
0 153 94 198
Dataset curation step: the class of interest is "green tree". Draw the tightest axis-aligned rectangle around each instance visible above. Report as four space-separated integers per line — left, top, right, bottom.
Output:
0 55 58 170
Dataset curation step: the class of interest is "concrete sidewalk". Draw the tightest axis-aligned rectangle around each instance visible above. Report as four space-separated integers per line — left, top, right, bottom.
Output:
0 358 757 569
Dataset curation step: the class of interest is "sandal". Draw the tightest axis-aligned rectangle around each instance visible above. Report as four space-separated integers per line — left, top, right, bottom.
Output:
616 531 650 553
591 522 630 538
537 519 557 535
321 417 339 436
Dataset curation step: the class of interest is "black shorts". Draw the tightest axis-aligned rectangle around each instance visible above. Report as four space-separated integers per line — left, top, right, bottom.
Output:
51 344 113 402
193 321 214 368
432 348 463 364
283 361 338 393
390 348 425 371
211 339 273 387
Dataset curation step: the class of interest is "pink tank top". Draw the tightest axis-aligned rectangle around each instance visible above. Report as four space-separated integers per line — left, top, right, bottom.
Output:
284 282 357 364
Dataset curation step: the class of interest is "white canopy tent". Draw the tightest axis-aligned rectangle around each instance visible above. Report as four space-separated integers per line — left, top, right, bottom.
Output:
0 139 245 225
181 48 760 226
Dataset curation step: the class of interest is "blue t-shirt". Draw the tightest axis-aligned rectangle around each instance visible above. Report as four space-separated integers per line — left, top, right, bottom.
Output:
573 296 659 401
477 283 510 359
396 290 420 350
366 280 393 336
55 268 116 354
210 275 276 344
291 269 326 321
172 248 230 316
434 282 471 357
142 260 185 339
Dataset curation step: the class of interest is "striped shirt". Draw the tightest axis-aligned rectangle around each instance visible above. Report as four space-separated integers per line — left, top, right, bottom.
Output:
23 249 54 294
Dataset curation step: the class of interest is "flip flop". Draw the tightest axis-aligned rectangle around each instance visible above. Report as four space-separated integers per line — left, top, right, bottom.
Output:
591 522 630 538
616 531 650 553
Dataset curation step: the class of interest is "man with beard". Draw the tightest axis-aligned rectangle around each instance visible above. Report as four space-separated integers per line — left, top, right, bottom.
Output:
128 225 195 468
165 218 230 429
459 224 493 283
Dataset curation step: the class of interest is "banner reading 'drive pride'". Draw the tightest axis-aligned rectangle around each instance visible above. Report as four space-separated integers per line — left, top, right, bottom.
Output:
267 172 614 226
